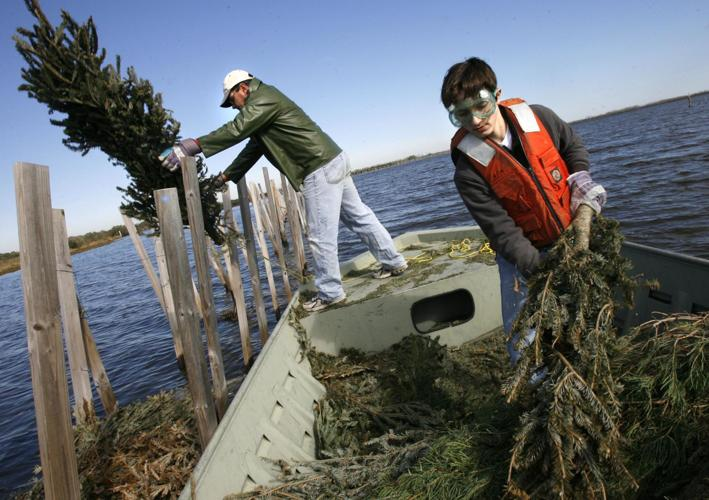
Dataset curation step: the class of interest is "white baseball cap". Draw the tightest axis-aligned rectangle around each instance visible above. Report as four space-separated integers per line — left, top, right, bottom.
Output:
220 69 253 108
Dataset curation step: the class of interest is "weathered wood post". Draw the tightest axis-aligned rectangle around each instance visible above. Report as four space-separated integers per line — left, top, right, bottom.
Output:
155 237 185 372
13 162 80 500
52 208 94 423
280 173 307 280
124 212 186 370
248 183 281 319
180 157 227 417
78 301 118 415
207 239 230 292
255 184 291 299
289 182 308 268
221 189 253 366
237 178 269 345
121 212 166 312
269 178 288 246
296 191 308 236
155 187 217 448
262 169 292 301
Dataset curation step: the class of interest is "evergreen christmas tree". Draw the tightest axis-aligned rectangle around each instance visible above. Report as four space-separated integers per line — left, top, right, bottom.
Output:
14 0 223 243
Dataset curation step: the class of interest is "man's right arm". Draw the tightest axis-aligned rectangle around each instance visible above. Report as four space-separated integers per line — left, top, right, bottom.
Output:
198 95 280 158
454 160 541 277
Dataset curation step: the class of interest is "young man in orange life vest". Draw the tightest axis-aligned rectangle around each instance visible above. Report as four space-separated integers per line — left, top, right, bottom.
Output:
441 57 607 367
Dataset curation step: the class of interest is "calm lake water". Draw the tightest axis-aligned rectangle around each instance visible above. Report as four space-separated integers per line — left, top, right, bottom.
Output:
1 94 708 495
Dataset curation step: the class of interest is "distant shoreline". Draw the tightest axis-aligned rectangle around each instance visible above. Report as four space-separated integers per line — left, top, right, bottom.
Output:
353 151 448 175
0 230 128 277
3 91 704 263
355 90 708 173
571 90 708 124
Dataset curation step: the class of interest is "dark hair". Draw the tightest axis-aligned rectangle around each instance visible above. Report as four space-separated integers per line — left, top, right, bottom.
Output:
441 57 498 108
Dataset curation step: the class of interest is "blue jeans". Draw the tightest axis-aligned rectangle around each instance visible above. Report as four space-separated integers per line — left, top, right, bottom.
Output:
302 152 406 300
497 254 536 366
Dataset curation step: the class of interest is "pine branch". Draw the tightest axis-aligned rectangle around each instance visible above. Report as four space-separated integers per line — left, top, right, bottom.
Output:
504 216 637 498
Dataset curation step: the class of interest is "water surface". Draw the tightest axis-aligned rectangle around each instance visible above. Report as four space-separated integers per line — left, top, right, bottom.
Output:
1 94 707 495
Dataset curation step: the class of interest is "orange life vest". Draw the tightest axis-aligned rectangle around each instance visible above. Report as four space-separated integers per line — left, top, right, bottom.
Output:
451 98 572 248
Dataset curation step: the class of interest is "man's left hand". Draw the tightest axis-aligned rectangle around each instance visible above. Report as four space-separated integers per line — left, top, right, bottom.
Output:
208 172 228 192
158 138 201 172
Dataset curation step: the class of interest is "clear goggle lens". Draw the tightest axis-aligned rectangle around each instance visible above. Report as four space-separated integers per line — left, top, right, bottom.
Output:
448 89 497 127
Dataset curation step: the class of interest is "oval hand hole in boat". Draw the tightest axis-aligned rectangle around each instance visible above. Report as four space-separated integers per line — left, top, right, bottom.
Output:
411 289 475 334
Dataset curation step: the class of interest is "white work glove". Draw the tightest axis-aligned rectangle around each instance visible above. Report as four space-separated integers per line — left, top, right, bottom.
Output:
158 138 201 172
567 171 607 214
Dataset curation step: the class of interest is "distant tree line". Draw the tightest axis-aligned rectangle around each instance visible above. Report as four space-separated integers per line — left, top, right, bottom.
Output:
67 224 125 249
353 152 447 176
0 251 19 261
0 220 151 274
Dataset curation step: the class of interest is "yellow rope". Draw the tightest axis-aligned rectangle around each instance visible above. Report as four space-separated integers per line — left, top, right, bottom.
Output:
448 239 495 259
404 239 495 266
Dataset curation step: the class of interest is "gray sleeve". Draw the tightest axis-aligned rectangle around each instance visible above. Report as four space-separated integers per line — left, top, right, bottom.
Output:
453 157 540 277
531 104 589 174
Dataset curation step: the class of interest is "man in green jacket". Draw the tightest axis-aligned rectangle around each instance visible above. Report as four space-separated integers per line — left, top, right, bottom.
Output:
160 69 407 312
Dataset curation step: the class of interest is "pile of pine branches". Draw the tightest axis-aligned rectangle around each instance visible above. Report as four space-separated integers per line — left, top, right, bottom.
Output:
14 0 223 242
232 331 519 499
619 312 709 498
239 218 707 499
17 392 200 499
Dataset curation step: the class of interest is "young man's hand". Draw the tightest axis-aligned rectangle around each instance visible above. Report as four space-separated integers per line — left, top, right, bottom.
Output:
158 138 201 172
568 171 607 214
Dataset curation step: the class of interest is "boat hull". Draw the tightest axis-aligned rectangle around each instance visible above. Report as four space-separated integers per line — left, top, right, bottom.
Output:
180 226 709 499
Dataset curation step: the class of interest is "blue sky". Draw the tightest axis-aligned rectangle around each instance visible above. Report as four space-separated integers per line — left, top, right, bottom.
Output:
1 0 707 252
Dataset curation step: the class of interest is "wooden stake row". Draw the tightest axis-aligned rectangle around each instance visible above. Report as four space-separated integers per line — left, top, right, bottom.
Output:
14 162 117 500
116 162 309 452
13 155 312 497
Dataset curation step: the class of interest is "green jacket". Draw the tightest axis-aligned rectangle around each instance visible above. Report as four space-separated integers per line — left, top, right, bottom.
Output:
198 78 342 189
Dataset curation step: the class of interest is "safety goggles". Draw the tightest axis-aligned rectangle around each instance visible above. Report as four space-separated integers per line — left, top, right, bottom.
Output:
447 89 498 127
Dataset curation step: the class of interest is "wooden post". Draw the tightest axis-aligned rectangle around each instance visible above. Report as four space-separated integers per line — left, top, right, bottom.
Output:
288 182 308 270
52 208 94 424
221 189 253 366
155 237 185 372
191 279 206 320
122 212 166 312
181 158 227 418
255 183 292 301
237 178 270 345
296 191 309 236
262 170 292 301
207 239 230 292
13 162 80 500
269 178 287 245
248 183 280 319
280 173 307 280
155 187 217 448
78 301 118 415
254 185 276 250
